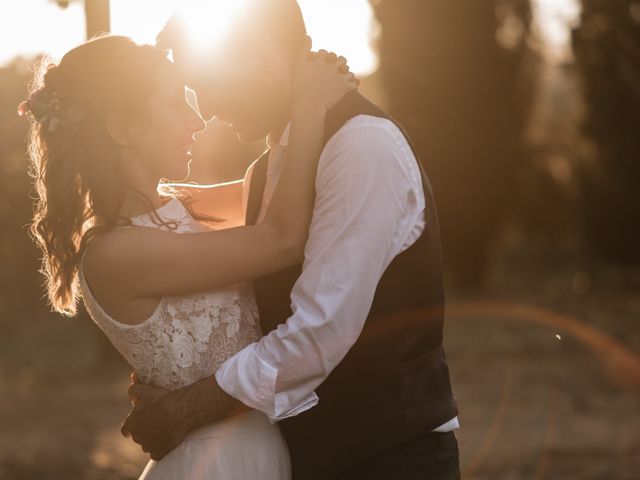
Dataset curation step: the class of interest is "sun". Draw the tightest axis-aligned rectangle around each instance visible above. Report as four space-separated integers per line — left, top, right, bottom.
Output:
173 0 251 54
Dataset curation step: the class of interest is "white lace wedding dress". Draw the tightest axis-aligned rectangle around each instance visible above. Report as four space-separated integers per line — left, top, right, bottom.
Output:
79 197 291 480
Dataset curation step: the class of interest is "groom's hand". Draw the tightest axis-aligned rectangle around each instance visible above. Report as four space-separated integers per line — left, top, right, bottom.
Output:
121 373 249 460
121 375 188 460
127 372 169 408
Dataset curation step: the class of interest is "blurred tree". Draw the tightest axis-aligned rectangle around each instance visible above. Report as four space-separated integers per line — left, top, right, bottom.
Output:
0 61 38 321
572 0 640 264
54 0 110 38
84 0 110 38
371 0 532 288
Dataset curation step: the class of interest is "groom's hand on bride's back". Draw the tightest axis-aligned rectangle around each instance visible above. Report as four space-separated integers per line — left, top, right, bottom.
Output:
120 372 188 460
120 373 248 460
127 372 168 408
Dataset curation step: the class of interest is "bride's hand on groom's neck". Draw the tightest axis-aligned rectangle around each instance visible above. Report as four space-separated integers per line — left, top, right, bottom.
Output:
292 47 358 114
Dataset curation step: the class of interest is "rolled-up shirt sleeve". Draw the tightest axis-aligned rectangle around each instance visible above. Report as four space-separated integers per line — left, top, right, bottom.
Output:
215 120 425 421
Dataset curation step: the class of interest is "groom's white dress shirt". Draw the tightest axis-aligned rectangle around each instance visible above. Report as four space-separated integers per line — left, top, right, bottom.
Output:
215 115 459 432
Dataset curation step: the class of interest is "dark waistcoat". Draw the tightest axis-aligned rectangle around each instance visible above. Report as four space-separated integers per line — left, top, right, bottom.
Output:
246 92 458 479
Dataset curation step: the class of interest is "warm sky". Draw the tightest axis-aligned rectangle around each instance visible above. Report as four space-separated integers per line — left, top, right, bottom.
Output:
0 0 380 75
0 0 580 72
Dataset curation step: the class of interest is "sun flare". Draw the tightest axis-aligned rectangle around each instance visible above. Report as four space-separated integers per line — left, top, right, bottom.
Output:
173 0 252 54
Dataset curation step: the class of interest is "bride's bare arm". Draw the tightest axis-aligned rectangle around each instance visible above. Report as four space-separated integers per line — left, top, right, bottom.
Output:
84 54 357 299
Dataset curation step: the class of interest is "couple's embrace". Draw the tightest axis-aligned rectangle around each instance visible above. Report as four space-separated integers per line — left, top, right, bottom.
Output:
20 0 460 478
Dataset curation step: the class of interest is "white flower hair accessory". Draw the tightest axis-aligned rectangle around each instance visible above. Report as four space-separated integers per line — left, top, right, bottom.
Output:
17 87 85 133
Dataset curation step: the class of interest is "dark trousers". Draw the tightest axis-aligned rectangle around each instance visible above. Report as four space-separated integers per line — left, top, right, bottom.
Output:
335 431 460 480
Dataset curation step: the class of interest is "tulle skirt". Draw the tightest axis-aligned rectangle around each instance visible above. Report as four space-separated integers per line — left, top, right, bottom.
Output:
139 410 291 480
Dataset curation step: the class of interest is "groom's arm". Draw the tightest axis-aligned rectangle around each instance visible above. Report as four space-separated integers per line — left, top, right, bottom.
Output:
122 121 424 456
121 375 250 460
216 120 425 420
120 161 258 459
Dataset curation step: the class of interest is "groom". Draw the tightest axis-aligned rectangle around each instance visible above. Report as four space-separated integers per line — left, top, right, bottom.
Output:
123 0 460 478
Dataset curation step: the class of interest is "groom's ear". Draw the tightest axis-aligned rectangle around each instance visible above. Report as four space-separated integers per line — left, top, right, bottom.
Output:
303 35 312 52
249 33 288 66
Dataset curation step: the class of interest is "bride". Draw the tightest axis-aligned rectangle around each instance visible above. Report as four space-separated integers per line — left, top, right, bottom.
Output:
19 35 356 479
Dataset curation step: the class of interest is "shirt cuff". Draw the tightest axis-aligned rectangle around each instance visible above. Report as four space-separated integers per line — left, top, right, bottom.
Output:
215 343 319 423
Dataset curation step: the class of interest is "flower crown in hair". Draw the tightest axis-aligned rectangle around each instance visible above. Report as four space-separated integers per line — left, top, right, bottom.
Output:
17 88 85 133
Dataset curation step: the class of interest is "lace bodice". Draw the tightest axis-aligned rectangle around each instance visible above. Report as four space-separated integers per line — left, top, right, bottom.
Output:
79 198 262 391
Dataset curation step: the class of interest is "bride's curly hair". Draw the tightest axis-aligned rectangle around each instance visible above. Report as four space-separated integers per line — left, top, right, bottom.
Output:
24 36 176 316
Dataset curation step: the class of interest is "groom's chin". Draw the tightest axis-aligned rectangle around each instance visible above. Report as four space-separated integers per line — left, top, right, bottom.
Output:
236 131 257 143
235 126 269 144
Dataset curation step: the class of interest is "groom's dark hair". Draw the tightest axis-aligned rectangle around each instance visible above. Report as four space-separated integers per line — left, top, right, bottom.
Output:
158 0 307 62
